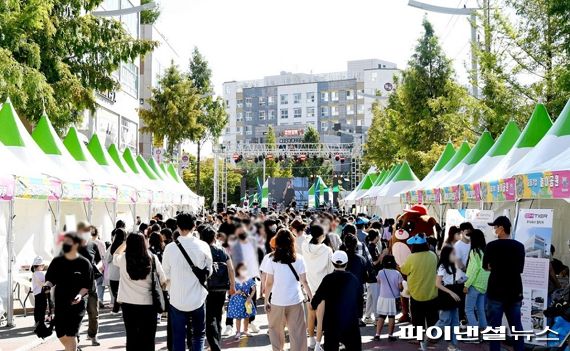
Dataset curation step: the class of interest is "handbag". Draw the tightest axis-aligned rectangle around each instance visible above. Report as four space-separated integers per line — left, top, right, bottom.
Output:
150 255 166 313
175 239 210 289
34 293 53 339
437 270 464 311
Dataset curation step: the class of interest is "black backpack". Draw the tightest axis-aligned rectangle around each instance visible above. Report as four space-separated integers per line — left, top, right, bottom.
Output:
208 248 230 291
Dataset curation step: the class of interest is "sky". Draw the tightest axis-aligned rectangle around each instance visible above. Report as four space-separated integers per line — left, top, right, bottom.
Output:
153 0 479 155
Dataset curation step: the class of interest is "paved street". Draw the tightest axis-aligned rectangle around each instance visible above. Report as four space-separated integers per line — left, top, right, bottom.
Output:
1 302 511 351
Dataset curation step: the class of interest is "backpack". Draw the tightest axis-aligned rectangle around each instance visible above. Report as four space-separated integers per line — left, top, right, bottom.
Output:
208 248 230 291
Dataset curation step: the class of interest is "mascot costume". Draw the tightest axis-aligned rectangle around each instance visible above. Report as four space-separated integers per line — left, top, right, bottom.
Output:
390 204 438 322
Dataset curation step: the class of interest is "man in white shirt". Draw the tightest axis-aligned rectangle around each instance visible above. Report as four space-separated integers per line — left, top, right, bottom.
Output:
454 222 473 272
162 213 213 351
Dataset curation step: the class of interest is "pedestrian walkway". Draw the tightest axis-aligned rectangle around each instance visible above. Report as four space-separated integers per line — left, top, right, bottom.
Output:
2 305 508 351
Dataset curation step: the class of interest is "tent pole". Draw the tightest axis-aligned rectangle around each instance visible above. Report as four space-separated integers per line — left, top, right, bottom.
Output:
112 201 117 229
6 198 15 327
131 203 137 232
87 200 93 224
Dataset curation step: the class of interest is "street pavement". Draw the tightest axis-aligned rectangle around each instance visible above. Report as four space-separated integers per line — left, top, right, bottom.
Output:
1 302 512 351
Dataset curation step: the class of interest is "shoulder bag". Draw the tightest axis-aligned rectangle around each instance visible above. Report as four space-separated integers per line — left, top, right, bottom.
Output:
150 255 166 313
437 270 464 311
175 239 209 289
286 262 309 303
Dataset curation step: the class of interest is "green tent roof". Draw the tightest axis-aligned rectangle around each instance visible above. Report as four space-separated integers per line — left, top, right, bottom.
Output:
488 121 521 157
372 170 387 186
461 131 494 165
107 144 128 173
63 127 91 161
360 174 375 190
392 161 419 182
167 164 183 183
516 104 552 148
87 134 113 166
548 98 570 137
122 148 144 176
0 99 27 147
32 114 63 155
136 155 159 180
433 142 456 172
443 141 471 171
379 166 397 185
148 158 166 180
382 163 402 185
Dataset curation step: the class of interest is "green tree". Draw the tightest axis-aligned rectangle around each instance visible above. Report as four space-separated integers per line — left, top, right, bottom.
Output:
0 0 156 132
365 18 475 178
183 158 241 208
140 0 160 25
293 125 324 178
139 62 200 157
187 47 228 195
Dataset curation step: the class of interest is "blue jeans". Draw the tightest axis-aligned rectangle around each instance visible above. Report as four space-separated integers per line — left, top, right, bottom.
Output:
436 308 459 346
96 276 105 302
486 298 524 351
170 304 206 351
465 286 487 328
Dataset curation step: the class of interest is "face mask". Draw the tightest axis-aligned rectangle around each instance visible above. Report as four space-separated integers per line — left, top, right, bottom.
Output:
62 243 73 253
81 232 90 242
238 233 247 240
269 224 277 232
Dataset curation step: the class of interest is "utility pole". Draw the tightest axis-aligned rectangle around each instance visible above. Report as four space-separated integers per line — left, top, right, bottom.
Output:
408 0 480 98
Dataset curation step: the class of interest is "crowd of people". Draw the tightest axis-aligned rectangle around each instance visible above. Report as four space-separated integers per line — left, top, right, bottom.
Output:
31 204 558 351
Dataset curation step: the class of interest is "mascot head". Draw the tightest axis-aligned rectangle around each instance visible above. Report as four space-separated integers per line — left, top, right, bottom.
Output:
391 204 438 267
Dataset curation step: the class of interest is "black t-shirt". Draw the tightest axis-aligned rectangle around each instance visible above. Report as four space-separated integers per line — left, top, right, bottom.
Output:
45 255 93 309
483 238 525 302
311 270 363 332
346 253 369 286
218 222 236 236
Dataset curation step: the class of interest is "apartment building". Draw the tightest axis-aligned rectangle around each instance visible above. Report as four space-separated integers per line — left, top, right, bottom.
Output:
222 59 400 149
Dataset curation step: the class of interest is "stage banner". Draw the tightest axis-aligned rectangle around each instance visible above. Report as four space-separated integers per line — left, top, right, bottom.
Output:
460 183 481 202
514 208 553 345
445 209 496 244
516 171 570 200
0 175 14 200
441 186 460 204
480 177 516 202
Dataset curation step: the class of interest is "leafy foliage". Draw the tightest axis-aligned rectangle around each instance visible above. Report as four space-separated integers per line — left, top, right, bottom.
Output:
0 0 156 132
183 158 241 208
140 0 160 25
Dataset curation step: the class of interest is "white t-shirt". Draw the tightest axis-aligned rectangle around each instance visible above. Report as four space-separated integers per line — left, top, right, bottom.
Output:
32 271 46 295
114 253 165 305
259 254 272 273
454 240 471 268
437 264 466 286
240 241 260 279
264 256 306 306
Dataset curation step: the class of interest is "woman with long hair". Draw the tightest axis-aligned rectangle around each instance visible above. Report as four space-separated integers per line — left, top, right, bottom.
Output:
113 233 166 351
105 228 126 313
443 226 461 248
264 229 312 351
463 229 490 331
435 245 466 351
149 231 165 262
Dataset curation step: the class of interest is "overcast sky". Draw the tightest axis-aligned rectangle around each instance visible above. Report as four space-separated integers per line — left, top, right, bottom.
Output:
154 0 479 155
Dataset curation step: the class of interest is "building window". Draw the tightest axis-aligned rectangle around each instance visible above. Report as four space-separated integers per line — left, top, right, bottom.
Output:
259 110 266 120
293 93 301 104
245 111 252 121
268 96 275 105
120 62 138 97
237 99 243 108
306 107 315 117
121 117 138 151
259 96 265 106
293 108 302 118
331 91 339 102
306 92 315 103
96 107 119 147
245 97 252 107
280 94 288 105
280 109 289 119
331 106 339 116
245 126 252 135
321 121 328 131
320 106 328 117
346 104 354 115
358 104 364 114
357 119 362 126
236 112 243 121
371 72 378 81
268 110 276 120
346 90 354 99
321 92 329 102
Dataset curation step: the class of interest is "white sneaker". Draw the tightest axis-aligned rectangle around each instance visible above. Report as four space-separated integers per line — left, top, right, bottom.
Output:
223 325 233 336
314 341 323 351
309 336 316 348
248 323 260 333
363 316 374 324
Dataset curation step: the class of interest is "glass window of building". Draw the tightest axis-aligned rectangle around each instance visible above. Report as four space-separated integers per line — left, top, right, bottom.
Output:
321 121 328 130
259 110 266 120
237 112 243 121
120 62 138 97
245 111 252 121
331 106 339 116
96 107 119 148
306 107 315 117
346 90 354 99
280 109 289 119
280 94 288 104
346 104 354 115
246 126 252 135
320 106 328 117
259 96 266 106
331 91 339 101
293 93 301 104
245 97 252 107
320 92 329 102
120 117 137 151
268 96 275 105
293 108 302 118
268 110 276 119
306 92 315 103
237 99 243 108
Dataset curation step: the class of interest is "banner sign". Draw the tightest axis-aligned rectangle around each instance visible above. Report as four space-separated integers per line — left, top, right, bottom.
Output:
62 181 92 201
15 176 61 200
0 175 14 200
460 183 482 202
441 186 460 203
515 208 553 345
480 177 516 202
137 189 153 204
445 209 496 244
93 185 117 201
118 186 137 203
516 171 570 200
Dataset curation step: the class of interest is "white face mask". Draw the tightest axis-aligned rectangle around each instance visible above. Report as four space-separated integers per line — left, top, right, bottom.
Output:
81 232 91 242
269 224 277 232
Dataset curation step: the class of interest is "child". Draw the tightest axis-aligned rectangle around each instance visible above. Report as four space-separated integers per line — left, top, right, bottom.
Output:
227 263 257 340
374 255 403 341
31 256 47 325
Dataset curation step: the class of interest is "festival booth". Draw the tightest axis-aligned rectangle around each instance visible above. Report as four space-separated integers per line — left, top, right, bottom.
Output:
341 168 377 210
372 161 420 218
361 167 396 209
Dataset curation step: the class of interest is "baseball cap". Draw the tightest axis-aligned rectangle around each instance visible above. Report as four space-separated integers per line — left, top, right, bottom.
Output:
331 251 348 265
355 217 369 225
403 204 428 216
32 256 44 266
488 216 511 230
406 234 427 245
